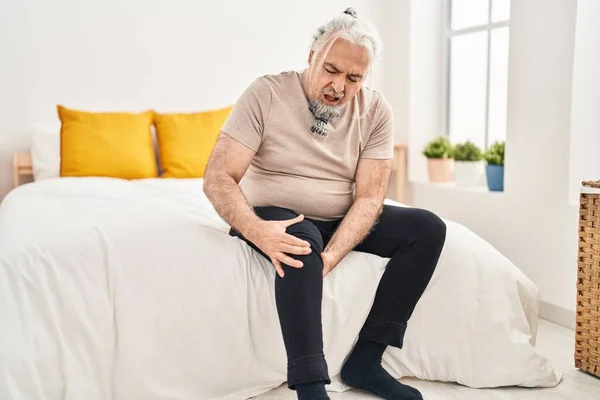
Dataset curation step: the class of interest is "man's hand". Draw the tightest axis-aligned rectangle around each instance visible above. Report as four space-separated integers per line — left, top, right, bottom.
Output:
321 250 339 278
320 158 393 275
247 214 312 278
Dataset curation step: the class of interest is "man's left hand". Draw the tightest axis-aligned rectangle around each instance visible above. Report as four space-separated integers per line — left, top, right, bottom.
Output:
321 251 338 278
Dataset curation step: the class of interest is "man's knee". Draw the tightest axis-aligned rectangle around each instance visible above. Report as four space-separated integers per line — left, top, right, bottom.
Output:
410 209 447 247
275 220 324 280
253 206 324 254
286 220 324 255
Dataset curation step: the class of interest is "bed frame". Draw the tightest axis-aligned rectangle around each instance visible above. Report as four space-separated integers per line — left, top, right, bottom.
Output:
12 152 33 189
11 144 408 202
392 144 407 203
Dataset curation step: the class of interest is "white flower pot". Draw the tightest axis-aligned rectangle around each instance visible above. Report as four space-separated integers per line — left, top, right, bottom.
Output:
454 161 484 186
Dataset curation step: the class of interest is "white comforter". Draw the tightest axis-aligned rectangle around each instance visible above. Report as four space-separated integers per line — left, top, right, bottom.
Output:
0 178 560 399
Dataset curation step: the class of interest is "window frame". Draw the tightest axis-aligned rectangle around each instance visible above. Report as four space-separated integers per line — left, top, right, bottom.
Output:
442 0 510 150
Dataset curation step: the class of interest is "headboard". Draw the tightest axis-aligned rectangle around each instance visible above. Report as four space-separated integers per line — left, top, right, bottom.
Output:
12 152 33 189
11 144 409 202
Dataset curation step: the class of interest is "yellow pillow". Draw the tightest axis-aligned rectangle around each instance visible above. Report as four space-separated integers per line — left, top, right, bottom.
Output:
58 105 157 179
154 106 232 178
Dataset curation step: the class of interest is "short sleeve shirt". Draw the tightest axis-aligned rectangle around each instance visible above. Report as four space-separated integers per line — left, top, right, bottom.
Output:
221 69 394 221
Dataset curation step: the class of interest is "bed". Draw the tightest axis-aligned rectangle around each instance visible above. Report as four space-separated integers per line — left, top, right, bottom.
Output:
0 148 561 399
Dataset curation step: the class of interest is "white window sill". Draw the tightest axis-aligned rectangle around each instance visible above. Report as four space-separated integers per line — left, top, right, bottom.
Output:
410 180 505 195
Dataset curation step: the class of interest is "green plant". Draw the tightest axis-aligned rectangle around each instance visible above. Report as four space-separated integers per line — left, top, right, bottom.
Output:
453 140 483 162
483 141 505 165
422 136 454 159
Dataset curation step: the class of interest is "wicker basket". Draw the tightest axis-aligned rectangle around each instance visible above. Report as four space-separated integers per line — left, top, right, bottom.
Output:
575 180 600 378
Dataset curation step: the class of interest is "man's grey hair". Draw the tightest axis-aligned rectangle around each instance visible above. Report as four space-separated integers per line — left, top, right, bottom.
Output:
311 8 382 68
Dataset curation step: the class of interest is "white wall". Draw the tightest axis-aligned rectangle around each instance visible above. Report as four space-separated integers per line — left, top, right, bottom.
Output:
409 0 581 319
569 0 600 205
0 0 387 199
383 0 411 145
407 0 444 183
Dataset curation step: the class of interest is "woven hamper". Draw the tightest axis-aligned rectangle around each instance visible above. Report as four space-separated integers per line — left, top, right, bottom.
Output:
576 180 600 378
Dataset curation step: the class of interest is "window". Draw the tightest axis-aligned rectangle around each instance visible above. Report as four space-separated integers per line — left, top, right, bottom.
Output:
444 0 511 150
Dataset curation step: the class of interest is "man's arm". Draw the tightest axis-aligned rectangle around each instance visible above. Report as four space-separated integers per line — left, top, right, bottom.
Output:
203 132 262 238
322 157 393 268
203 131 312 278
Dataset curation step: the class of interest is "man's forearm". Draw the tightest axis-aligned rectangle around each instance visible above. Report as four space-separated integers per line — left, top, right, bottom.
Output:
203 173 261 238
323 196 383 264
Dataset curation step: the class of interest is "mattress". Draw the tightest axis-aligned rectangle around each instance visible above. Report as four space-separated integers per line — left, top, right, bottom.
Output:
0 177 561 399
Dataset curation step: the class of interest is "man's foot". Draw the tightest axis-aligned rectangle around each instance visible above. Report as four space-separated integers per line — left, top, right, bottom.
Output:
295 381 330 400
340 340 422 400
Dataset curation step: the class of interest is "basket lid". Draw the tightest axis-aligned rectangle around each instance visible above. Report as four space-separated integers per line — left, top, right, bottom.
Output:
581 180 600 194
582 180 600 188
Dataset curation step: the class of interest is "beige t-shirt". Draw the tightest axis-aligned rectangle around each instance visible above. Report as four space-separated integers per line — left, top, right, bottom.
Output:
221 69 394 221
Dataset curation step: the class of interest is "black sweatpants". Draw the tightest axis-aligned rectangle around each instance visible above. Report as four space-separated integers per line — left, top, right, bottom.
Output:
229 204 446 389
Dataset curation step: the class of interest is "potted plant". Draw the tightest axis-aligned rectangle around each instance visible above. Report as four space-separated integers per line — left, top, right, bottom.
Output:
483 141 505 191
422 136 454 183
453 140 484 186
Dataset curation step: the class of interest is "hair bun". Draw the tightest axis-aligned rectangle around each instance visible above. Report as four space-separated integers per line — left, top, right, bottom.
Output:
343 7 358 18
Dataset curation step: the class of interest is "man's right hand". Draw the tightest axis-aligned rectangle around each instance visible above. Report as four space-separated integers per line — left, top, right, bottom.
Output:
202 134 311 278
246 214 312 278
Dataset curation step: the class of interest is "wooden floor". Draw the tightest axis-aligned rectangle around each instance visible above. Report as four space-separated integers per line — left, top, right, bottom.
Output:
255 319 600 399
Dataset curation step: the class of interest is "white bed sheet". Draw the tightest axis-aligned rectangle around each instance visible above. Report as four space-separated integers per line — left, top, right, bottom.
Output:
0 178 561 399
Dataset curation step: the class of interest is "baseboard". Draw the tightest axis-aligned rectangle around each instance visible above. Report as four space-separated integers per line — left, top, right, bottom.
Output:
539 300 576 330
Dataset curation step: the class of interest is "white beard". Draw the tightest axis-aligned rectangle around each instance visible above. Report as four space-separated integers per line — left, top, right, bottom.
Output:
308 98 344 137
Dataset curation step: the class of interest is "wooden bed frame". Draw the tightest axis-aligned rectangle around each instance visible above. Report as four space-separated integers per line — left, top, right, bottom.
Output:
392 143 407 203
11 144 408 202
12 152 33 189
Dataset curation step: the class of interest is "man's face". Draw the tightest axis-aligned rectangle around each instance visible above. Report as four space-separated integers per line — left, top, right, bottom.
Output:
309 39 370 107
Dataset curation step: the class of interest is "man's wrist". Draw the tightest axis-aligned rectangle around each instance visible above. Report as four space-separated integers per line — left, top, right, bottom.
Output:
239 214 263 241
323 244 346 264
